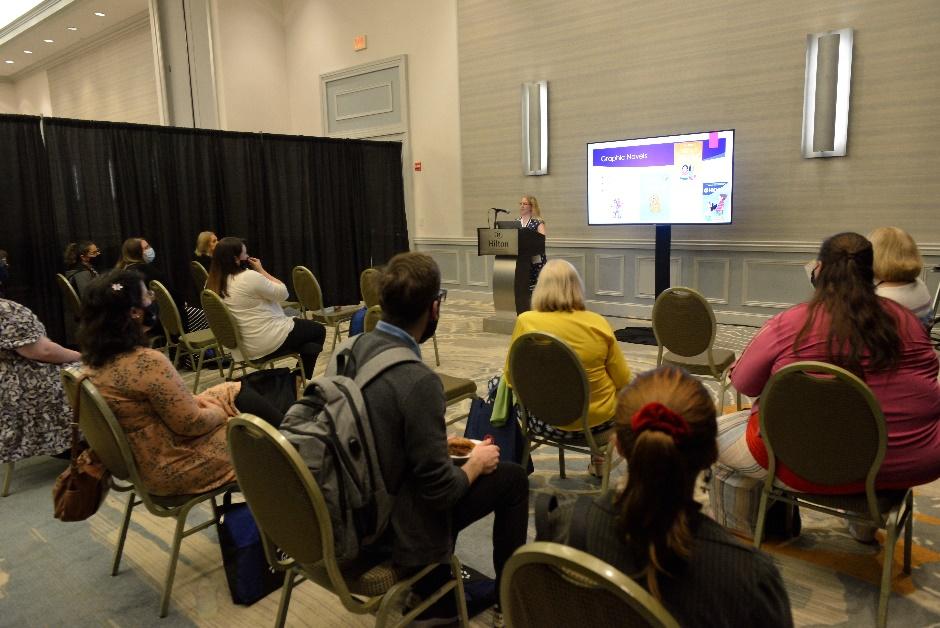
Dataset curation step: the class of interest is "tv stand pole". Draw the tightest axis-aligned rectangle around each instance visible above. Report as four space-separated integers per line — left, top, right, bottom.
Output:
615 224 670 345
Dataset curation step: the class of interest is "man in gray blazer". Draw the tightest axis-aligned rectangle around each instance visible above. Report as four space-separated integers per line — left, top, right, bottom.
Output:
354 252 528 625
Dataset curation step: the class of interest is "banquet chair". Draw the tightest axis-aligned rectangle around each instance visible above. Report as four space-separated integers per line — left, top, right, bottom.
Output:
508 331 619 491
226 414 468 628
55 272 83 345
189 260 209 294
150 280 224 392
501 542 678 628
753 361 913 628
292 266 361 352
652 287 741 411
201 289 303 380
62 370 234 618
360 267 381 308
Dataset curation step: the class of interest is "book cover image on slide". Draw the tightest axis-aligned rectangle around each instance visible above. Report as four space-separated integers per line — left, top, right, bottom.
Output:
702 181 729 221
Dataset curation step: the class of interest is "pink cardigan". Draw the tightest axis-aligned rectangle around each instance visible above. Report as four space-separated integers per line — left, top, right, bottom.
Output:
731 299 940 493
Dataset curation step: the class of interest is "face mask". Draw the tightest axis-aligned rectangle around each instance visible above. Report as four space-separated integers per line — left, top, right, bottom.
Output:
143 248 156 263
419 306 439 344
141 302 158 328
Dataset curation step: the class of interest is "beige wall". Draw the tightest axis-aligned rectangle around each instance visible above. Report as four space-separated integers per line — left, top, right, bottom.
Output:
458 0 940 246
282 0 463 237
210 0 292 134
11 68 52 116
0 82 15 113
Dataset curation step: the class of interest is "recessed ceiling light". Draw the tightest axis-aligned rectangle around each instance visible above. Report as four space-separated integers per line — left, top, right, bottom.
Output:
67 26 78 31
23 50 33 54
94 11 106 17
4 60 14 64
43 39 54 43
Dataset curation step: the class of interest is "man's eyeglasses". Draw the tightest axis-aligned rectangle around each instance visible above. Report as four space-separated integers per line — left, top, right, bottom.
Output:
437 289 448 303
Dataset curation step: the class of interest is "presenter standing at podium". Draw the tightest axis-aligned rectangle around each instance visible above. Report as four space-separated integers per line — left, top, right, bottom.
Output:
518 195 547 291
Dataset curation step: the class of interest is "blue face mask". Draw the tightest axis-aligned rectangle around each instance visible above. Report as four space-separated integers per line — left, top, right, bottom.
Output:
143 247 156 263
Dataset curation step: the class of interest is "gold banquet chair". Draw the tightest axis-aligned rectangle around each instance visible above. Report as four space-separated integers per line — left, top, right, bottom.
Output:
652 287 740 411
292 265 362 352
189 260 209 293
226 415 469 628
360 267 440 365
753 361 913 628
201 288 303 380
62 370 234 618
501 542 679 628
150 280 224 392
508 331 618 491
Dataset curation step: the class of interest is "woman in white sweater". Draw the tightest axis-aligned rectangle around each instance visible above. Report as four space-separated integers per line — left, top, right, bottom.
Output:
207 237 325 379
869 226 933 327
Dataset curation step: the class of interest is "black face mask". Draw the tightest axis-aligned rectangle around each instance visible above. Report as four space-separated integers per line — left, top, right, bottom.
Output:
142 302 159 328
419 304 439 344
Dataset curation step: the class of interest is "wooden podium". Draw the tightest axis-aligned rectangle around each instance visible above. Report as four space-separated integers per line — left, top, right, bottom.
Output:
477 227 545 334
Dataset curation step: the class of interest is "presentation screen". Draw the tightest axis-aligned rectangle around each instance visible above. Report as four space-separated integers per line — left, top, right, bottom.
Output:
586 129 734 225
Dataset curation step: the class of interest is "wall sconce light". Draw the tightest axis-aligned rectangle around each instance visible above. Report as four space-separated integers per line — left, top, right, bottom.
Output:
522 80 548 175
802 28 853 158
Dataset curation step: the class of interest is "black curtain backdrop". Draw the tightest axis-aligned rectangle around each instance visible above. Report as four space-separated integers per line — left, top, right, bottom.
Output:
0 114 409 344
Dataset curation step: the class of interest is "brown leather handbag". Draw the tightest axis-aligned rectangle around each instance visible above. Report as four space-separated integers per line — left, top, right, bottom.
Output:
52 375 111 522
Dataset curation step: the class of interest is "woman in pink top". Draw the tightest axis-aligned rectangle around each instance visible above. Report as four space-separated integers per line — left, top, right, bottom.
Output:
711 233 940 536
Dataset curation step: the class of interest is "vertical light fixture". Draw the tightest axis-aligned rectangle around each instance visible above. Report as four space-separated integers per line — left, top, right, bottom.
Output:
522 80 548 175
802 28 853 158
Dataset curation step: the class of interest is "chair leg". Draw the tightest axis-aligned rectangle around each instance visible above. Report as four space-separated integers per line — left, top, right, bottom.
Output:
753 489 771 549
275 568 298 628
432 333 440 366
878 517 899 628
1 461 14 497
600 441 614 493
904 492 914 574
159 511 189 617
330 322 340 352
191 347 207 394
112 491 137 575
451 554 469 627
558 447 566 479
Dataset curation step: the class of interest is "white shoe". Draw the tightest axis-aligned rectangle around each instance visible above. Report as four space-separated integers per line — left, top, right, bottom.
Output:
848 521 878 544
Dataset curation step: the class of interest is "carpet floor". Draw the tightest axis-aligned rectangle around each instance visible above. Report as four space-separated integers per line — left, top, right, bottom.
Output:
1 297 939 626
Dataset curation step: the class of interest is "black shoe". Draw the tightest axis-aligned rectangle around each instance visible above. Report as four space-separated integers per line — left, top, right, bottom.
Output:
410 578 496 627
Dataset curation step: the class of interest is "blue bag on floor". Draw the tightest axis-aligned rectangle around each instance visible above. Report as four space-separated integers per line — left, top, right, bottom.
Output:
215 493 282 605
349 307 367 336
463 395 534 475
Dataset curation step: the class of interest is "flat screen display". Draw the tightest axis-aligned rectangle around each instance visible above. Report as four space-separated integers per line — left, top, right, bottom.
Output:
586 129 734 225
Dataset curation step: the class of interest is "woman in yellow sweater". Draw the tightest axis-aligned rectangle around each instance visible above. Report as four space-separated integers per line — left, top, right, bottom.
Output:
505 259 632 474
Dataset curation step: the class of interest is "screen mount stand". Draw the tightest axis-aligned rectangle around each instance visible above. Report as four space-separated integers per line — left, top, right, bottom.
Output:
614 224 670 345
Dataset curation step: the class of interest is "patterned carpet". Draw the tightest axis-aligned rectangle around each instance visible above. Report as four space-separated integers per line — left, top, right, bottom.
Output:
1 297 939 626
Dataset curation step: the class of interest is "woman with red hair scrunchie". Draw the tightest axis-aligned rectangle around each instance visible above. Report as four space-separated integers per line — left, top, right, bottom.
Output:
535 366 792 628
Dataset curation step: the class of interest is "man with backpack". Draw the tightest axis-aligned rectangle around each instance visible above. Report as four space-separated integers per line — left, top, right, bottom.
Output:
355 252 528 626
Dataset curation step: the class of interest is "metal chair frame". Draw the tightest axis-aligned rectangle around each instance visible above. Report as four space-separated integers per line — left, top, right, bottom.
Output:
292 265 361 352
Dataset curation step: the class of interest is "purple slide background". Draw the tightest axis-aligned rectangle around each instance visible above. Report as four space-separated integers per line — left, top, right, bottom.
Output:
592 143 674 167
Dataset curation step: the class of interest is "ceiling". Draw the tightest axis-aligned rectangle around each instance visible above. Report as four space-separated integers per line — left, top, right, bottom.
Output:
0 0 148 80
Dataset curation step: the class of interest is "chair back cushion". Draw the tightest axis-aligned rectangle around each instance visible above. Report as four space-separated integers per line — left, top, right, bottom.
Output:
190 261 209 293
508 332 589 427
360 268 381 308
292 266 324 312
652 288 715 357
364 305 382 333
150 280 184 337
56 273 82 318
201 288 240 350
227 416 327 567
73 376 134 482
502 542 677 628
760 361 885 486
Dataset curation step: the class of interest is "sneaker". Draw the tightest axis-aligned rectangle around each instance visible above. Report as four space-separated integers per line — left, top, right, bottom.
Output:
492 605 505 628
848 521 878 544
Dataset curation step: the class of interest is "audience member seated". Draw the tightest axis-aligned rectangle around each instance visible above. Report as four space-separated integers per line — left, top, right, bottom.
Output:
63 240 101 299
79 270 283 496
193 231 218 272
869 226 932 327
503 259 632 475
1 298 80 467
115 236 166 286
206 237 325 380
712 232 940 540
354 252 528 625
537 366 793 627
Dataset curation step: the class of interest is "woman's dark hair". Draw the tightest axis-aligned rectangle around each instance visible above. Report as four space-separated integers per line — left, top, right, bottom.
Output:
64 241 95 268
78 269 149 367
795 232 900 372
614 366 717 600
115 237 145 269
206 236 245 298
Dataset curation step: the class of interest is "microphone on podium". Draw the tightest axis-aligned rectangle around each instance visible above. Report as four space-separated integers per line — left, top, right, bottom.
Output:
491 208 510 214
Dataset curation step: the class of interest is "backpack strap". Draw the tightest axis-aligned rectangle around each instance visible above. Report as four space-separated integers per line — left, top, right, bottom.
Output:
353 347 421 388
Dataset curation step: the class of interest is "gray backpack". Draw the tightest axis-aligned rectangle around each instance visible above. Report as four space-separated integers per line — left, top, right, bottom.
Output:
279 335 419 561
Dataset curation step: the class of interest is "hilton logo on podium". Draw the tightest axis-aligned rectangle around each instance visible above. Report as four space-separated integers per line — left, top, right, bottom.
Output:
488 232 510 249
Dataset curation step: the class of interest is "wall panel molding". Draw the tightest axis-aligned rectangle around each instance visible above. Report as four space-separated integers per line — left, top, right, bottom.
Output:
693 257 731 304
594 254 624 296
